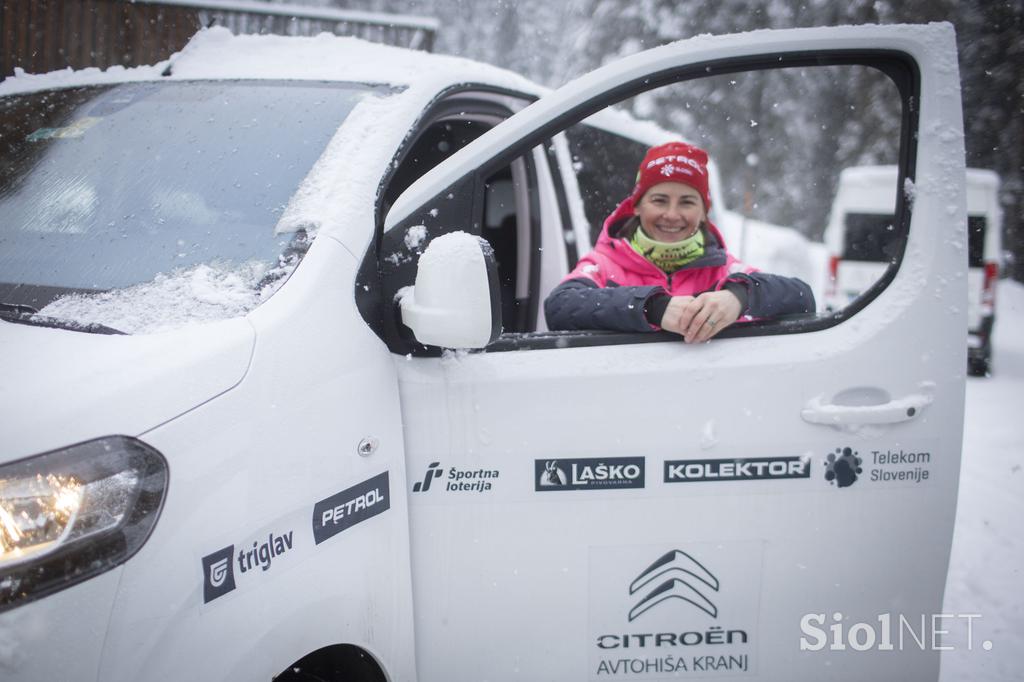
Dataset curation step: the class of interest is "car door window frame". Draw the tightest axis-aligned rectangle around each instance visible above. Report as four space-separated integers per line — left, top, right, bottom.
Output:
356 85 543 353
375 50 921 355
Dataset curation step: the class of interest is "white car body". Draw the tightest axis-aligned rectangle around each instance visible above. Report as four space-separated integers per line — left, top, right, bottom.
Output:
0 23 968 682
823 165 1002 373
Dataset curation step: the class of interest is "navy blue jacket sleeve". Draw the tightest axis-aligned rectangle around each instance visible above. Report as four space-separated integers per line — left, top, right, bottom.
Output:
725 272 815 318
544 278 665 332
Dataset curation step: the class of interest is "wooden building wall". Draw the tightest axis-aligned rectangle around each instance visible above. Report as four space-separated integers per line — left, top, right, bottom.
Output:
0 0 436 80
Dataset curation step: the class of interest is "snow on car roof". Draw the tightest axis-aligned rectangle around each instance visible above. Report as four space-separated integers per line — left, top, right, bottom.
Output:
0 26 542 96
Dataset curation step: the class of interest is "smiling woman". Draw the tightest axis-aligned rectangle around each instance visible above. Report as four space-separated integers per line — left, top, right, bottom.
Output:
0 80 389 332
544 140 816 342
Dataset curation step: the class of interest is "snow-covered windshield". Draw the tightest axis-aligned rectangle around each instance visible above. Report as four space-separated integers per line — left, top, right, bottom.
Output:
0 80 389 332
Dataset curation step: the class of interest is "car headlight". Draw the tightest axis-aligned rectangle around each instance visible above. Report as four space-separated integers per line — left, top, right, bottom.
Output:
0 436 168 612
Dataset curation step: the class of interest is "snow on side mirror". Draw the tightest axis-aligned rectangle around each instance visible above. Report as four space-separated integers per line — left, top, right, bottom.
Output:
398 232 501 349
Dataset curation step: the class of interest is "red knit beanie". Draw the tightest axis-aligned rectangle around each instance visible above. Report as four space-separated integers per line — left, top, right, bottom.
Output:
630 141 712 211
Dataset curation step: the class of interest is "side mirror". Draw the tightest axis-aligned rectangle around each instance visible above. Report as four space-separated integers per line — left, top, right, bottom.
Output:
399 232 502 349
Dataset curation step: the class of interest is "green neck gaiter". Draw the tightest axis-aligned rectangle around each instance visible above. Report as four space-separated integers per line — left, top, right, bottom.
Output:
629 224 706 273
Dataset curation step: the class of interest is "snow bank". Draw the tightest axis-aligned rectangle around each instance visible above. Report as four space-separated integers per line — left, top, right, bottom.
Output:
940 278 1024 681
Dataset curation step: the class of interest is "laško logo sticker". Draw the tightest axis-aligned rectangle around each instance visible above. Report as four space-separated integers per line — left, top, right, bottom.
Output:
534 457 644 491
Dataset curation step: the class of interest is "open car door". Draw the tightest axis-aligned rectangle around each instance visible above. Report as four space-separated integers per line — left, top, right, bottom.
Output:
376 24 966 681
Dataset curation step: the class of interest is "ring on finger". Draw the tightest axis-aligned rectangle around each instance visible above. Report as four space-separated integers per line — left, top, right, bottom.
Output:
707 318 717 328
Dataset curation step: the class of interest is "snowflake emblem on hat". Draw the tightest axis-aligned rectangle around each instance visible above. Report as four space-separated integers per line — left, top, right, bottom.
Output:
660 164 677 177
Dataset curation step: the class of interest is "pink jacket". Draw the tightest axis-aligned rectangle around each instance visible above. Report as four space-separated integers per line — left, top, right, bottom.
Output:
545 198 815 332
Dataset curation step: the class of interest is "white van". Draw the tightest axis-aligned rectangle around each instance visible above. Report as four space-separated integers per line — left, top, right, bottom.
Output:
823 165 1002 374
1 24 971 682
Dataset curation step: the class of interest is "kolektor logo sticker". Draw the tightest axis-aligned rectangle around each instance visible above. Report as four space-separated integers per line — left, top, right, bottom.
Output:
664 456 809 483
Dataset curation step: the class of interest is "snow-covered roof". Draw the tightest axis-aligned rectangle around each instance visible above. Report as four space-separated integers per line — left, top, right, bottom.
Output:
0 26 543 96
836 164 1000 214
140 0 440 31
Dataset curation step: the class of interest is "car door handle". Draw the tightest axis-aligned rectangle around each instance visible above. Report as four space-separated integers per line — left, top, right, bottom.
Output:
801 386 934 427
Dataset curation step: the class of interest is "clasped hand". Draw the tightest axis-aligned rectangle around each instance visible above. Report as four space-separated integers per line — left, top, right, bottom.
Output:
659 290 742 343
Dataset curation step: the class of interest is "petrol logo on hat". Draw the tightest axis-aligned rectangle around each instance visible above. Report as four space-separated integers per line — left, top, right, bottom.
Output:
646 154 706 175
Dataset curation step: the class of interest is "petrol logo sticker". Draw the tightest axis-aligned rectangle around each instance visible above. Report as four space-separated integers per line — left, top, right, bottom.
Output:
312 471 390 545
534 457 644 491
665 456 810 483
202 545 236 603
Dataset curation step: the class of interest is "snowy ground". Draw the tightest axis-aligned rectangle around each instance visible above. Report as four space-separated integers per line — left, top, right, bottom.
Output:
939 279 1024 681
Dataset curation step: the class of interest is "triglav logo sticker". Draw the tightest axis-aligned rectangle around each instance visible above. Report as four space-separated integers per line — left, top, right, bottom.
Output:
628 549 720 621
412 461 499 494
200 529 296 605
824 445 933 488
665 456 809 483
313 471 390 545
202 545 236 603
534 457 644 491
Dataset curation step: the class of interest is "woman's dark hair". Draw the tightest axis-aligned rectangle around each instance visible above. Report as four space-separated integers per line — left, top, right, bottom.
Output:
618 215 643 240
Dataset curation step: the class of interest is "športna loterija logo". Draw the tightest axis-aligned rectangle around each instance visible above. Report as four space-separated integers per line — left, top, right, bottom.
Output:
629 549 719 621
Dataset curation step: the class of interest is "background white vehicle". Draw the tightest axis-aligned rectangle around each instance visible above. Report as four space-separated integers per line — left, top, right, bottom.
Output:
1 23 968 682
823 165 1002 375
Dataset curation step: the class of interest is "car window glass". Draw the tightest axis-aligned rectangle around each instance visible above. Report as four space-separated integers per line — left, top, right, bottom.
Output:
0 81 384 316
381 119 491 217
564 125 647 246
565 62 904 319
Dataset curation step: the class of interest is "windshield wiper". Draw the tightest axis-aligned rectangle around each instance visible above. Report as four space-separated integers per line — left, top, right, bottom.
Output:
0 301 38 315
0 302 126 335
